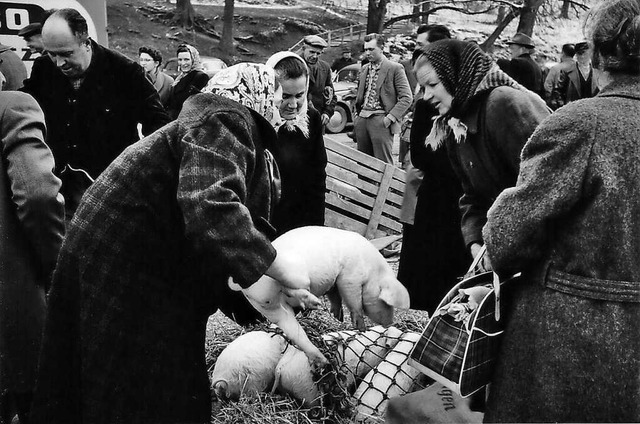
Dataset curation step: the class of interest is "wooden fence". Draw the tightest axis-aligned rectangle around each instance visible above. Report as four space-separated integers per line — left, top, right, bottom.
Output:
324 137 405 239
289 23 367 52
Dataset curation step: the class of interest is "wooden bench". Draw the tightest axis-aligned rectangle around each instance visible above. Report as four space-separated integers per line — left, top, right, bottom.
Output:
324 137 406 240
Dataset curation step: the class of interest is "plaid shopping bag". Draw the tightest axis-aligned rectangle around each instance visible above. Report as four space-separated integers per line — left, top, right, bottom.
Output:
408 271 507 397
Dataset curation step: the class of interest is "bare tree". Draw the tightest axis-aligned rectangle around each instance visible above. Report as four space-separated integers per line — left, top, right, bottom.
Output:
220 0 236 59
560 0 570 18
176 0 196 28
516 0 545 36
367 0 389 34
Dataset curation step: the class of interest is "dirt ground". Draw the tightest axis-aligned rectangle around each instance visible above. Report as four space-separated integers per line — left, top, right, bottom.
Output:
107 0 363 65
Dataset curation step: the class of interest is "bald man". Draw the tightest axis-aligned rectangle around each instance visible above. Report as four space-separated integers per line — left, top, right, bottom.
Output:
22 8 170 218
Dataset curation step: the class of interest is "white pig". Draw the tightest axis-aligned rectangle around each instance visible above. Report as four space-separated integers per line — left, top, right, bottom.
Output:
229 226 411 368
211 331 287 401
272 344 322 407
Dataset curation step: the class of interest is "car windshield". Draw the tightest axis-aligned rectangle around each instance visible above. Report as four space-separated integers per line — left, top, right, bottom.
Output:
337 67 359 83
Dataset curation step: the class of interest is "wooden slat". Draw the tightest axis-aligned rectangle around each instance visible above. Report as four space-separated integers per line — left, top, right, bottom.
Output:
365 163 396 238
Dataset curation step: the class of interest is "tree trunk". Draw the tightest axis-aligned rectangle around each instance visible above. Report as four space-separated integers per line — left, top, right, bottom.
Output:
516 0 544 36
176 0 196 29
480 7 519 52
220 0 235 59
496 5 506 24
367 0 388 34
560 0 570 19
411 0 420 24
420 1 431 24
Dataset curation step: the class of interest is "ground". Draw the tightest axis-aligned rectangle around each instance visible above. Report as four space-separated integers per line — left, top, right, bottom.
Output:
107 0 584 66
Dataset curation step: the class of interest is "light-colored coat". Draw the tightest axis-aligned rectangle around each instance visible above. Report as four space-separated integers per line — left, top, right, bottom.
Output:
356 58 413 133
0 92 64 395
483 76 640 423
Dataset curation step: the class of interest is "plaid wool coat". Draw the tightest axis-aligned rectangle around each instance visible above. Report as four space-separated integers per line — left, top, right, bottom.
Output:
483 76 640 422
30 94 279 424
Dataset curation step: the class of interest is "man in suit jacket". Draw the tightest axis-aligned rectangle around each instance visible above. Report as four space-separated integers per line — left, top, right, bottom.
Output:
550 41 600 109
354 33 413 164
497 32 544 96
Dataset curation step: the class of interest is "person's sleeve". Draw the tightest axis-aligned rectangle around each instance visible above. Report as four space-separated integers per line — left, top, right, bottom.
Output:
486 89 551 180
483 108 593 275
409 99 436 170
551 69 569 109
543 66 558 99
302 117 328 225
176 107 276 288
388 66 413 121
323 66 337 117
2 93 65 278
132 64 171 136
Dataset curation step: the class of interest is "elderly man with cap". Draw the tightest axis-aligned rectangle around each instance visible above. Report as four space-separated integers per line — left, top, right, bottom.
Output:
331 46 356 71
550 41 601 109
497 32 544 96
301 34 336 127
0 44 27 91
18 22 45 55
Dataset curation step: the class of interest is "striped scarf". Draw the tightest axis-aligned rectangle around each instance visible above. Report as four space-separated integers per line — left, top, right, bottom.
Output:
419 40 525 150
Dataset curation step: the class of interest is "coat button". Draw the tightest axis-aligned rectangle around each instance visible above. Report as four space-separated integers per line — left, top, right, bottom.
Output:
469 161 474 168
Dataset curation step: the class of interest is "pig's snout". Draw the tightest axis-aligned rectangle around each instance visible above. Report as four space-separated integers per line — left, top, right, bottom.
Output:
213 380 236 401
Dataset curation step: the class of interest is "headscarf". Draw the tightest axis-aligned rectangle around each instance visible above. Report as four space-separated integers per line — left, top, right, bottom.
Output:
202 62 278 124
172 44 203 86
266 51 311 138
416 39 526 150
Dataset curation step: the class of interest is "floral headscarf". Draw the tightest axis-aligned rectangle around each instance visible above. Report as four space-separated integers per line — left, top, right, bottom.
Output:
415 39 526 150
202 62 278 124
172 44 203 86
266 51 311 138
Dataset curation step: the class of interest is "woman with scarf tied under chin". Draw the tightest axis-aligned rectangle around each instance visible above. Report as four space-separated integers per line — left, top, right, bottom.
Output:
265 51 327 236
413 39 550 272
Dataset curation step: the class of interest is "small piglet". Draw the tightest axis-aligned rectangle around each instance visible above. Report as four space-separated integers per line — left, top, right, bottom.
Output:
211 331 287 401
230 226 411 367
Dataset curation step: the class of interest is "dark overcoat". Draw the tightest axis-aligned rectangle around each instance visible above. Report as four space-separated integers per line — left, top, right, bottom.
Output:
446 86 550 248
497 53 544 96
271 108 327 236
21 41 170 178
0 92 64 398
397 99 470 313
307 59 336 118
29 94 280 424
483 76 640 422
166 69 210 120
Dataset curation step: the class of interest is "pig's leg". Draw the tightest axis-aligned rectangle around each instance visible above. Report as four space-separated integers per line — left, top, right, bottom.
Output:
326 286 344 322
336 280 367 331
281 287 322 310
255 299 328 368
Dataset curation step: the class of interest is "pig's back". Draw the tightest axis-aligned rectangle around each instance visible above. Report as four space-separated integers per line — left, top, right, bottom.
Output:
272 226 383 289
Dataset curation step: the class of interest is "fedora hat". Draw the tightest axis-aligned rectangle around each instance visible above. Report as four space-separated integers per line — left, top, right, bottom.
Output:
506 32 535 48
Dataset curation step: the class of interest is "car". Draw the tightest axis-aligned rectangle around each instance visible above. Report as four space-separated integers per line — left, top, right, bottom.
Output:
162 56 227 79
326 63 361 134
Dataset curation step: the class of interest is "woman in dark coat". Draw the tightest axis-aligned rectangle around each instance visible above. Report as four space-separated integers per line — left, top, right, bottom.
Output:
397 98 470 313
166 44 210 119
266 51 327 236
30 64 317 424
483 1 640 421
413 39 550 269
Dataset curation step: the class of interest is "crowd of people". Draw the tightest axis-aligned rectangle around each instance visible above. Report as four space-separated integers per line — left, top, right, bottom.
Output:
0 0 638 422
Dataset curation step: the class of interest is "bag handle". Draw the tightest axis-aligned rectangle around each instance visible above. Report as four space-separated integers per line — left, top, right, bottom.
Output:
468 245 501 321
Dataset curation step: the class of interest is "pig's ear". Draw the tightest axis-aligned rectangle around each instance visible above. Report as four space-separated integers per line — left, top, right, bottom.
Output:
379 280 411 309
228 276 243 292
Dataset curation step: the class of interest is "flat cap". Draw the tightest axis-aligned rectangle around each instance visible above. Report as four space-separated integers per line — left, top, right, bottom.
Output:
507 32 535 48
18 22 42 38
303 35 328 49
